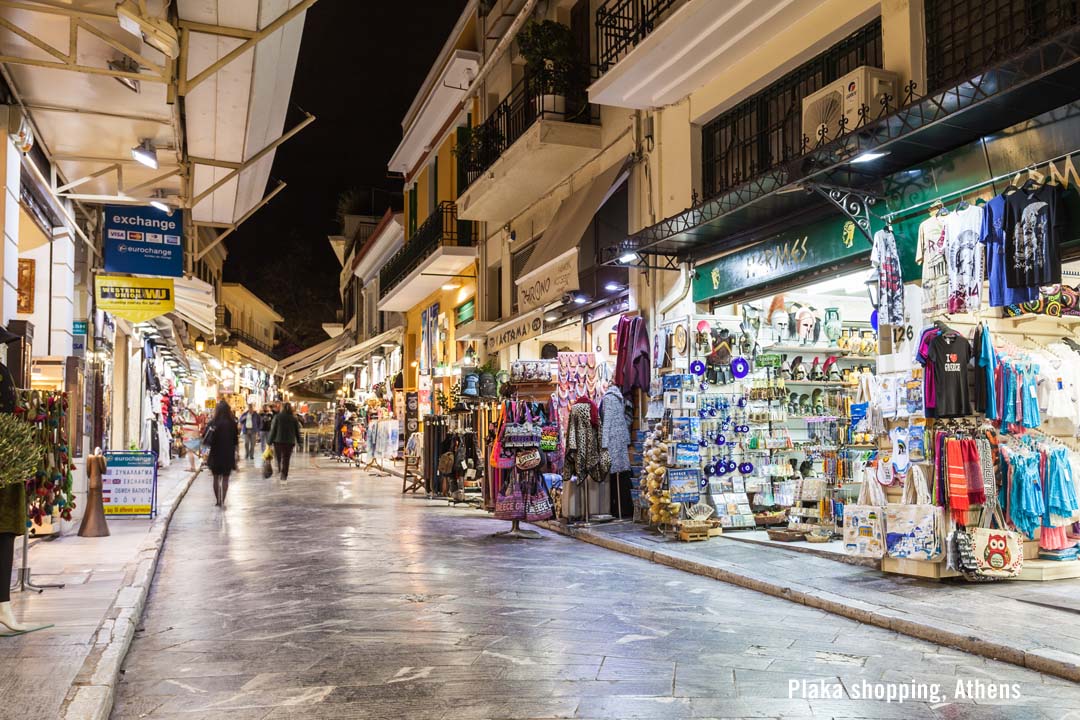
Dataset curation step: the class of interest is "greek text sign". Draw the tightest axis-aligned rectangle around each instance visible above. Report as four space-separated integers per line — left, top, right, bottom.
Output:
487 310 544 353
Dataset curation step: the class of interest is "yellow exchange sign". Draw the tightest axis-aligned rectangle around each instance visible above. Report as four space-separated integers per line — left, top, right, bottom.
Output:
94 275 175 323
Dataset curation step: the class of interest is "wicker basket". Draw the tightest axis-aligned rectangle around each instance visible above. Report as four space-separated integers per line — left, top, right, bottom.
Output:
766 528 804 542
804 533 832 543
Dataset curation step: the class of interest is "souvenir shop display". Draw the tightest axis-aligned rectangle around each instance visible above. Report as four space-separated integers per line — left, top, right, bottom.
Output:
16 390 76 532
490 397 554 536
556 352 613 522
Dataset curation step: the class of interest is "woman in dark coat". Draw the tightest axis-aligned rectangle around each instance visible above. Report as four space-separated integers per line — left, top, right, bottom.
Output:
204 401 239 507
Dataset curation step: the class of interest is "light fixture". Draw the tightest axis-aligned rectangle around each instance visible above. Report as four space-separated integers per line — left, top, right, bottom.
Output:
131 139 158 169
572 294 588 305
149 189 171 214
544 311 560 322
863 270 880 309
850 150 890 164
116 0 180 59
604 282 623 292
107 57 141 93
410 360 418 368
619 252 636 264
441 282 460 291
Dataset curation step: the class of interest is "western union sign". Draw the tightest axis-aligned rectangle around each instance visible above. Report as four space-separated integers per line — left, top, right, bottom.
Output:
95 275 175 324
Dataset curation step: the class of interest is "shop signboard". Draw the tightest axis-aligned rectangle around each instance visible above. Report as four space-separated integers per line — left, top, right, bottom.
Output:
95 275 174 324
486 309 544 353
102 204 184 278
692 216 869 303
102 451 158 517
73 320 88 335
755 353 782 368
405 391 419 435
516 249 578 312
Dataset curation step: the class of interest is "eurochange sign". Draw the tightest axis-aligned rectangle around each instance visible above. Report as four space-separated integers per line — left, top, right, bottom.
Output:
692 215 870 303
487 309 544 353
95 275 174 324
103 204 184 278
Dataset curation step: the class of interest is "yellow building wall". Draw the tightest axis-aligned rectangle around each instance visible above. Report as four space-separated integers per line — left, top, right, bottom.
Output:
437 134 455 203
414 167 430 225
402 280 477 391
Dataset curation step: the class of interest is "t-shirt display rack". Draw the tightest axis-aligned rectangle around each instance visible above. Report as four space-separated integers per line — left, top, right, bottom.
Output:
867 161 1080 582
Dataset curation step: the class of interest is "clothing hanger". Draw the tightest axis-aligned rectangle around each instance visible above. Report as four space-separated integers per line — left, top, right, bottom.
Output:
956 197 971 211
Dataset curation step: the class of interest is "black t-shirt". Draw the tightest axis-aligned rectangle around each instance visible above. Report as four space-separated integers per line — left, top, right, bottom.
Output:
1004 183 1066 289
928 331 972 418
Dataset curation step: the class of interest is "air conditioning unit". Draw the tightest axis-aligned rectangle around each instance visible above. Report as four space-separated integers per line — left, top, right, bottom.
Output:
801 66 899 148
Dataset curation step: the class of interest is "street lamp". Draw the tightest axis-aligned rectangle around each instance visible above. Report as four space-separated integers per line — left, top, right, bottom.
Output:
194 335 206 353
863 271 880 309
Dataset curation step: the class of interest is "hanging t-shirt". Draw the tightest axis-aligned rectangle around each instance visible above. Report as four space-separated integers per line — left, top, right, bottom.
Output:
871 228 904 326
927 331 972 418
1005 183 1067 289
983 195 1038 307
917 215 948 316
973 325 997 419
943 204 984 313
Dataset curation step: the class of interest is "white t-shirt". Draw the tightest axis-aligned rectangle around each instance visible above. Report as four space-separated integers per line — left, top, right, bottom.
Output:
944 205 985 313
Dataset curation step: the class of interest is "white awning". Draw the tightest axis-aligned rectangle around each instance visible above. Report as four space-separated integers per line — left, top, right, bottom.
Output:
310 327 404 379
515 159 630 312
280 333 351 379
172 276 217 336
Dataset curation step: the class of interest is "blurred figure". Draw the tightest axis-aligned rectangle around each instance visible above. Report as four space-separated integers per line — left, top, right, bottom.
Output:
268 402 302 480
238 403 262 460
204 401 239 507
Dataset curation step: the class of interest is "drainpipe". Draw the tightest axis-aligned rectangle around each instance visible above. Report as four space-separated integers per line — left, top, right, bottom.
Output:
658 262 691 318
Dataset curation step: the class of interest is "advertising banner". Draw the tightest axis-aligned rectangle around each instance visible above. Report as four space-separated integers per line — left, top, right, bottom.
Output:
95 275 175 324
103 204 183 277
102 451 158 517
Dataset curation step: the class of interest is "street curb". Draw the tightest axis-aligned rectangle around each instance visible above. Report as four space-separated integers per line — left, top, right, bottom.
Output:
532 520 1080 683
59 465 204 720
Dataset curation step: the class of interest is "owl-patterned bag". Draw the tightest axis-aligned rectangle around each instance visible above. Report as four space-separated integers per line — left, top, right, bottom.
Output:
968 507 1023 579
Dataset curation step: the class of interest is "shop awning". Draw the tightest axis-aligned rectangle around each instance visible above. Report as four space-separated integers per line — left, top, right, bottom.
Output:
172 277 216 336
515 159 630 312
311 327 405 380
280 333 351 381
608 23 1080 264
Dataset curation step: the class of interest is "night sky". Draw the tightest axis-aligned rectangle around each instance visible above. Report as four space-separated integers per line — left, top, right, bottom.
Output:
222 1 469 352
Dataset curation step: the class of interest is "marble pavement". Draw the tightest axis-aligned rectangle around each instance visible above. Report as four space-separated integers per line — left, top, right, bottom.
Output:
109 457 1080 719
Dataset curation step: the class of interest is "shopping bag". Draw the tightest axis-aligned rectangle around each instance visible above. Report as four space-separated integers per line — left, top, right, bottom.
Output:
964 507 1023 579
885 468 944 561
843 471 887 558
262 460 274 479
525 476 554 522
494 478 525 520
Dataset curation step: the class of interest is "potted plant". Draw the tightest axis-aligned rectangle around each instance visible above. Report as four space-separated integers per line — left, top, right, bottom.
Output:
516 19 579 120
452 124 503 169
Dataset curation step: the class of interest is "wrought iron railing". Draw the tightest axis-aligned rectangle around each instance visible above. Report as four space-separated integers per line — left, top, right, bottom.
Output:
228 328 280 359
460 71 598 190
595 0 680 73
700 18 882 200
379 201 474 297
925 0 1080 94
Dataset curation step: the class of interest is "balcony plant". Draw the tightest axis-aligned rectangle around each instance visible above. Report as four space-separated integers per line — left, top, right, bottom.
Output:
452 124 503 170
517 19 579 119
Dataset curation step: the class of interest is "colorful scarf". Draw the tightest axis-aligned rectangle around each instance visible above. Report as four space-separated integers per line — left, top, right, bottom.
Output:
961 439 986 506
946 438 970 525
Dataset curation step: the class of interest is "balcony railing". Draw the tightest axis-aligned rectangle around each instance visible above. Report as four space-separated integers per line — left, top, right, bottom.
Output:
459 71 599 190
596 0 680 73
227 327 280 359
379 201 473 297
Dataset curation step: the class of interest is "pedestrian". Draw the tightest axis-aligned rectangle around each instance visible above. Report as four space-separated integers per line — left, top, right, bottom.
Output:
204 401 239 507
259 406 273 452
268 402 302 481
238 403 262 460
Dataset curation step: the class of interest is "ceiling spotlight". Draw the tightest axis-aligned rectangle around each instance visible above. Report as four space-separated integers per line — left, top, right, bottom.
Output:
619 252 636 264
441 282 460 291
850 150 890 164
572 294 588 305
605 282 623 292
544 311 560 322
108 57 141 93
148 189 172 214
116 0 180 59
131 139 158 169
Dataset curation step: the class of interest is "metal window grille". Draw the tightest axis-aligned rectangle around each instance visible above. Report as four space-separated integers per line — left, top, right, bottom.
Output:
700 19 882 200
925 0 1080 94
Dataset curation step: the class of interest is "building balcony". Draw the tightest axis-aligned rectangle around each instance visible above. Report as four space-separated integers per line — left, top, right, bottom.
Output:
378 201 476 312
589 0 829 109
226 327 281 361
456 73 602 228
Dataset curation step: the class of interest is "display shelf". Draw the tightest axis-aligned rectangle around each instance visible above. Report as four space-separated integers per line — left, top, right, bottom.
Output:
762 345 878 359
780 380 858 388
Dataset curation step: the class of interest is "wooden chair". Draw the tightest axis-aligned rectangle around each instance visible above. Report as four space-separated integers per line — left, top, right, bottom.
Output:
402 455 423 494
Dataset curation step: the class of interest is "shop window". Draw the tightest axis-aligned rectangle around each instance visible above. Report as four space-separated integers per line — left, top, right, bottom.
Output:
700 18 882 199
925 0 1080 94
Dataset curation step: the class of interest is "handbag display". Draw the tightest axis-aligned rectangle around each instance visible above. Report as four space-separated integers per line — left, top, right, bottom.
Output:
843 472 887 558
957 507 1024 580
516 448 542 470
525 475 554 522
502 405 541 448
489 403 516 470
885 466 945 561
494 478 525 520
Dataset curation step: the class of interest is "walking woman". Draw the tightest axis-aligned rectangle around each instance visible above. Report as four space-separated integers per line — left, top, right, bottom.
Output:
268 402 302 481
204 401 239 506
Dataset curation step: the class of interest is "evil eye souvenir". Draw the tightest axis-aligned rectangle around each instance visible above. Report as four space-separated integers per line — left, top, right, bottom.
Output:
690 360 706 376
714 433 726 446
737 397 748 408
727 460 738 474
730 356 750 379
735 424 750 434
738 461 754 475
716 460 729 475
